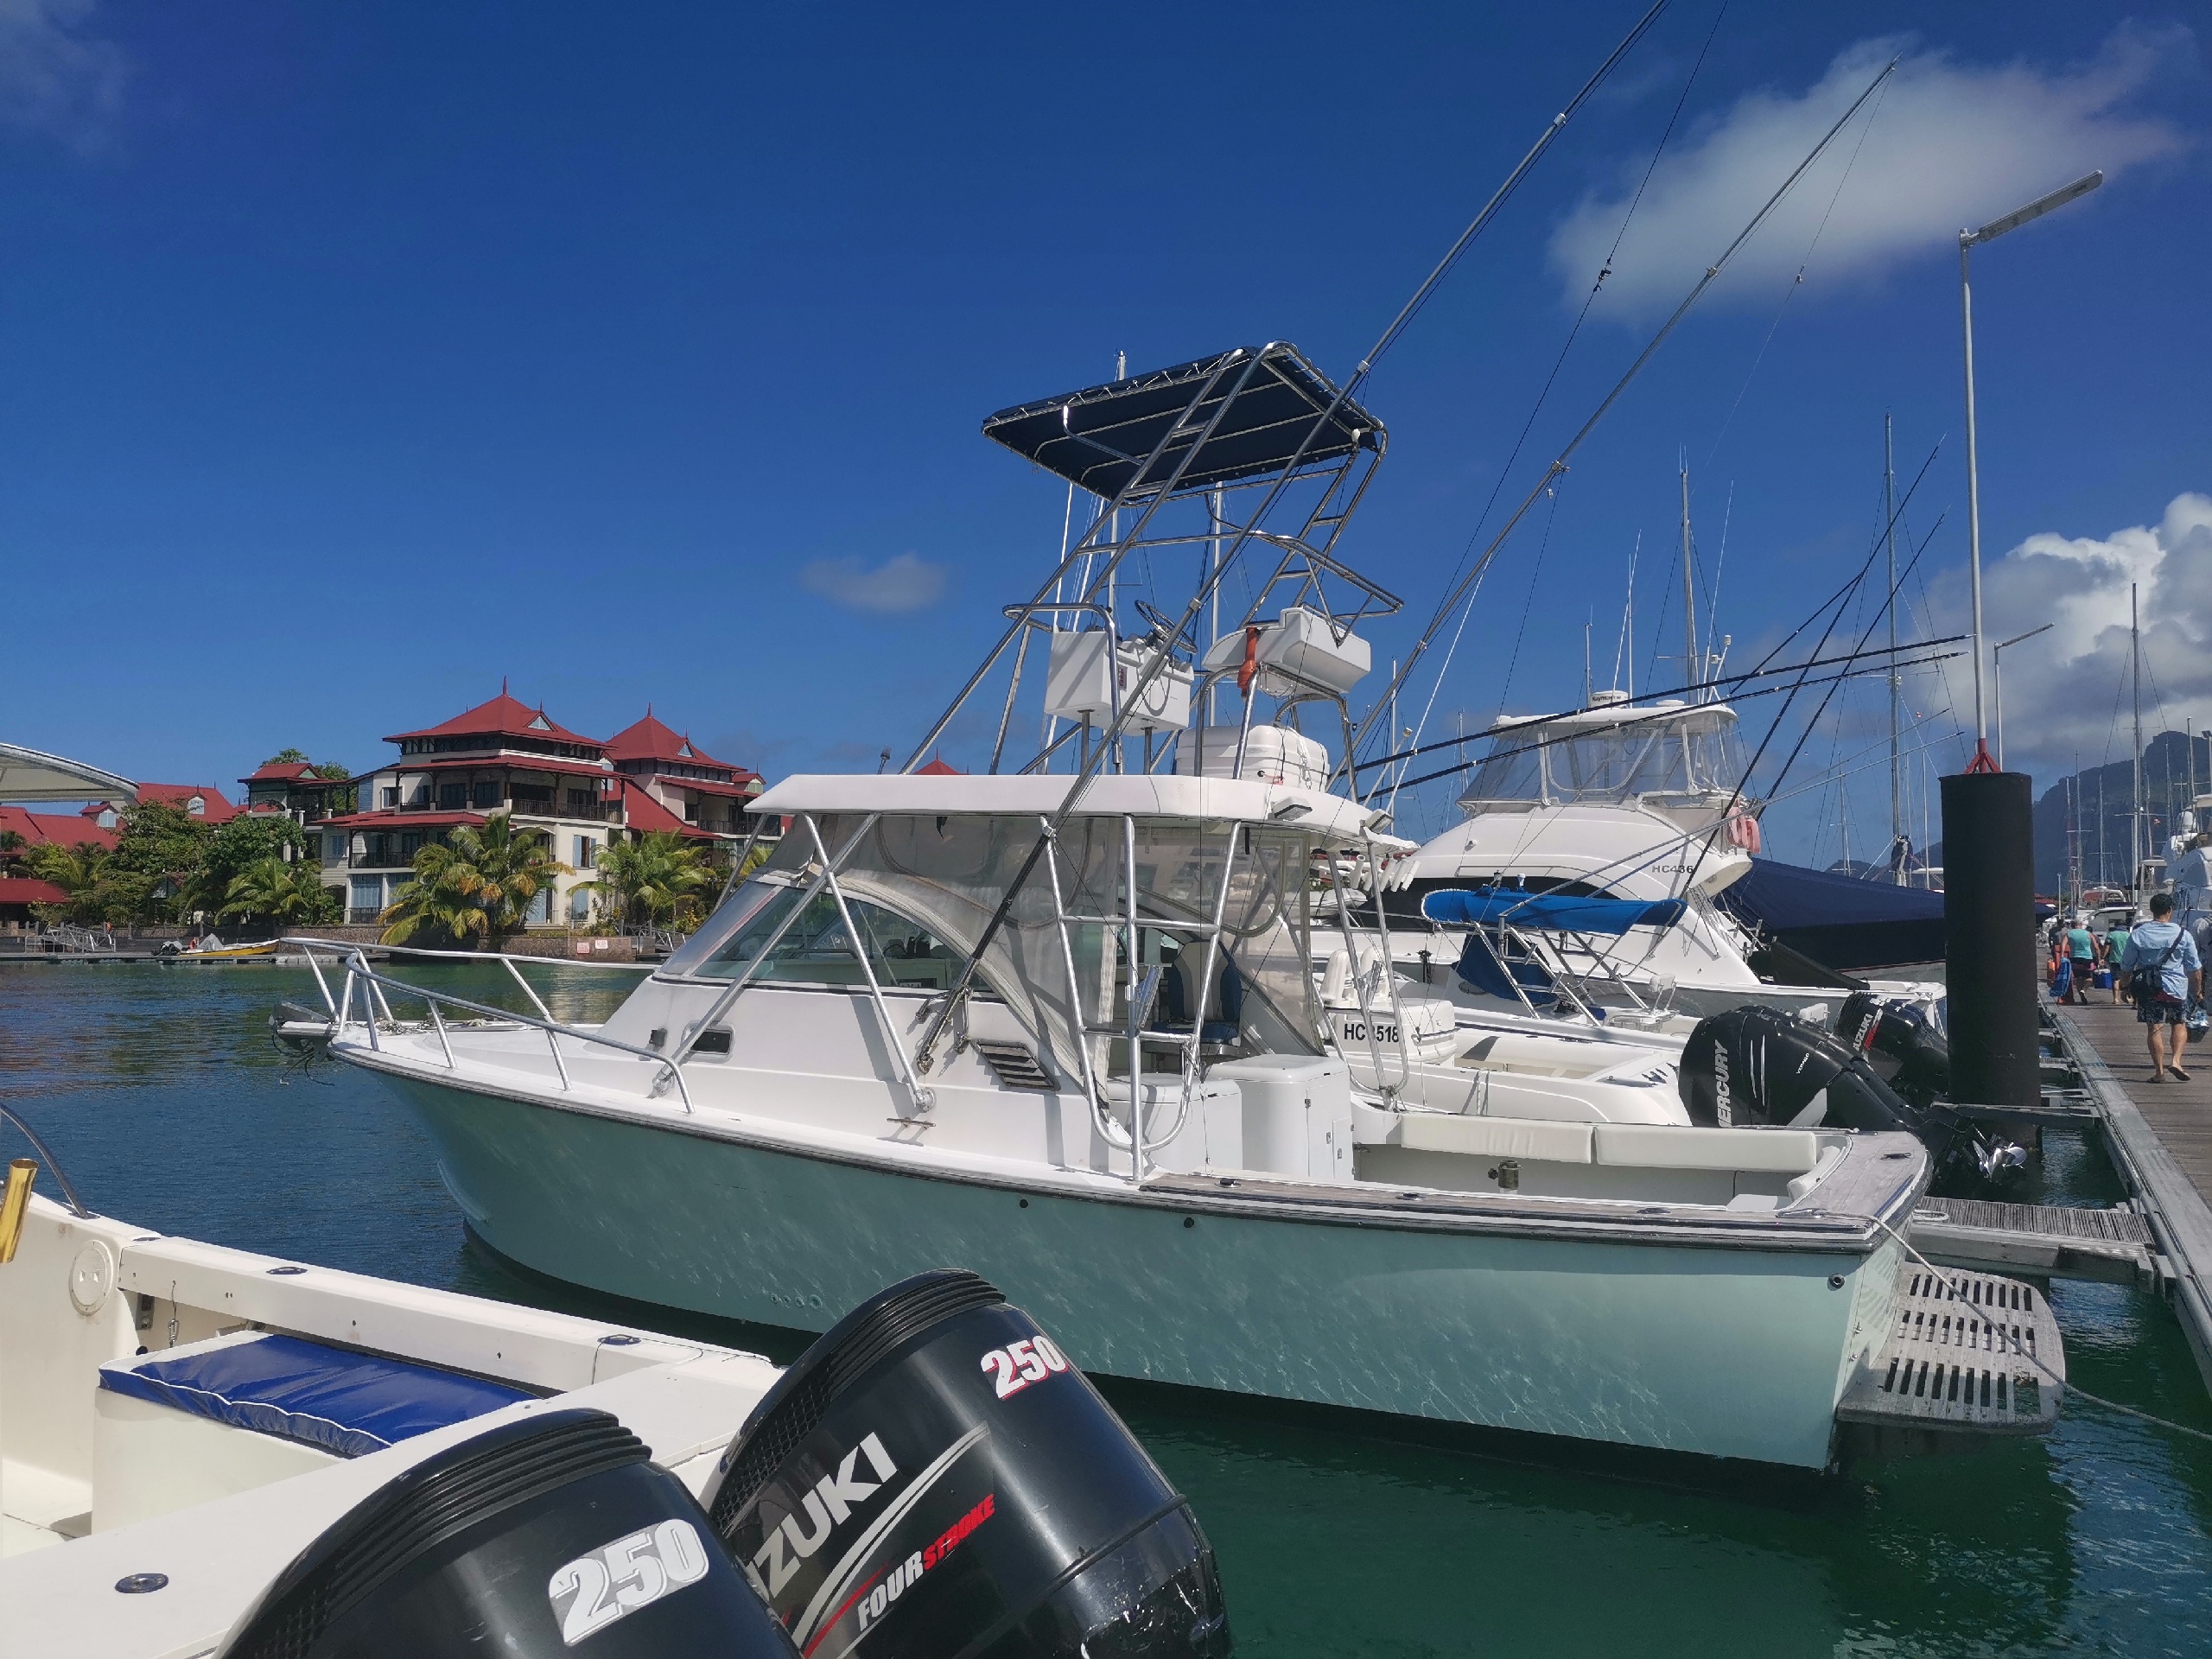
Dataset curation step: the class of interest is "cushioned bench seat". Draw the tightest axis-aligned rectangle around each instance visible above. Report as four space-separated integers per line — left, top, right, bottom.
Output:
99 1332 535 1459
1396 1113 1595 1165
1589 1123 1821 1173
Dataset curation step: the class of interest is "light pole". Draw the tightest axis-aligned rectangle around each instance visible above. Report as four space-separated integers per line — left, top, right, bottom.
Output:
1992 622 2053 771
1960 169 2102 771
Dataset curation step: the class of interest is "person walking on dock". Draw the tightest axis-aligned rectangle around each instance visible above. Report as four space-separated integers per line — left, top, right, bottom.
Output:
2104 915 2133 1005
2063 915 2100 1007
2120 892 2202 1082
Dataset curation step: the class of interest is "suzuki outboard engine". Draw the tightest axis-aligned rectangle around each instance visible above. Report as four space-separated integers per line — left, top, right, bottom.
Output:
1835 991 1951 1110
703 1268 1231 1659
221 1408 799 1658
1679 1004 1967 1160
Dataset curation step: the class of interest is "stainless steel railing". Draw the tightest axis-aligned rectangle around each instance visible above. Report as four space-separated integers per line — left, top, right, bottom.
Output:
279 939 693 1111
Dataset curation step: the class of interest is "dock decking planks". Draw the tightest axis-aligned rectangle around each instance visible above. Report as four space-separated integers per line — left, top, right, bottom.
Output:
2051 1001 2212 1396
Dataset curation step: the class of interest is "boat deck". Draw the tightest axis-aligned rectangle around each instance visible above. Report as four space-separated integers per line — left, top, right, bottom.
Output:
2050 1000 2212 1396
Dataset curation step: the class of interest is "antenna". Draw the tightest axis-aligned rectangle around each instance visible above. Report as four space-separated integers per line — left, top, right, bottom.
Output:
1885 414 1904 883
1679 457 1698 694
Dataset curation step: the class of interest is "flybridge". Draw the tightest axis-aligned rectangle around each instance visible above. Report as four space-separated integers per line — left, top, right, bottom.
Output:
906 344 1404 791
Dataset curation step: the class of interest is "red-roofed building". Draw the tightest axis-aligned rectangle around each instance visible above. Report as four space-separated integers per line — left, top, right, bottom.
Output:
79 783 239 831
0 806 113 925
603 710 766 846
238 760 357 823
914 754 963 777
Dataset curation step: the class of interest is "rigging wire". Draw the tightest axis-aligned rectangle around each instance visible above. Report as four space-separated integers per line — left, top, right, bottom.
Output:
1493 483 1567 718
1705 68 1894 470
1353 54 1902 774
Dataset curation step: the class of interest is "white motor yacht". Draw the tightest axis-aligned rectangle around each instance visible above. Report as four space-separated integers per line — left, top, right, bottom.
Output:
326 346 2056 1471
1376 695 1942 1028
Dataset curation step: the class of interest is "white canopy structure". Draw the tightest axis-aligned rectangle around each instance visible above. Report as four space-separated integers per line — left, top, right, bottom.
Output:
0 741 137 804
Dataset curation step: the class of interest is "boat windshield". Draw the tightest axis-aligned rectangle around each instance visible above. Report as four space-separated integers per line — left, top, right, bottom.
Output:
662 814 1327 1080
1459 707 1744 808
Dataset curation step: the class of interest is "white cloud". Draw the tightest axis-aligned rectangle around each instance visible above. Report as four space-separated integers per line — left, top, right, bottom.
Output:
798 551 948 614
1549 26 2190 315
0 0 128 154
1949 493 2212 777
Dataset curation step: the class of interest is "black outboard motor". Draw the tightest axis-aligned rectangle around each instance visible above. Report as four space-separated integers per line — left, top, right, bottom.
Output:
1835 991 1951 1110
703 1268 1231 1659
222 1408 799 1658
1680 1004 1923 1135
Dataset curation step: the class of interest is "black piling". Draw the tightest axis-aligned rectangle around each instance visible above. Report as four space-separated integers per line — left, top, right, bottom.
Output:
1942 769 2040 1109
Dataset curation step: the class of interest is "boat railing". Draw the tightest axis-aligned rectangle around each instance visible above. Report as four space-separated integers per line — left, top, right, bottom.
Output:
278 938 692 1112
1 1103 93 1217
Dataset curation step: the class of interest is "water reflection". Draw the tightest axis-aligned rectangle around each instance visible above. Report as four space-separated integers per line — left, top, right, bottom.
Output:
3 965 2209 1656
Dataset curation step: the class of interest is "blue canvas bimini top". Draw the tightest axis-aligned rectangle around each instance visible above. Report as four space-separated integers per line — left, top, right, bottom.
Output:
100 1332 535 1459
1421 887 1688 935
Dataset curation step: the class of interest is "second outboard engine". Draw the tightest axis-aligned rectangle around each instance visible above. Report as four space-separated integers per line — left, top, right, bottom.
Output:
1680 1004 1919 1135
1835 991 1951 1110
221 1409 799 1658
703 1268 1231 1659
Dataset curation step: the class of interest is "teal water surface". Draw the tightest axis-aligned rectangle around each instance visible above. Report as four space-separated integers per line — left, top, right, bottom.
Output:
4 963 2210 1656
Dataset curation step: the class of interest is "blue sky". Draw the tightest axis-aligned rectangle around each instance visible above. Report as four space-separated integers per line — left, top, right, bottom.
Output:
3 2 2205 861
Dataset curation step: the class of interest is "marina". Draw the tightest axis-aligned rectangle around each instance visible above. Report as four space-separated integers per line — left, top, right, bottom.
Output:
5 963 2211 1652
3 3 2210 1653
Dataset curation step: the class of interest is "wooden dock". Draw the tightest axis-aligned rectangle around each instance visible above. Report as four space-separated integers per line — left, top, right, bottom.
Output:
2050 1000 2212 1395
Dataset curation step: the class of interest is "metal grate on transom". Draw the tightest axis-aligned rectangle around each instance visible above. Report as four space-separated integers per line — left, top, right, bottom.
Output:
1836 1263 2066 1438
971 1040 1057 1091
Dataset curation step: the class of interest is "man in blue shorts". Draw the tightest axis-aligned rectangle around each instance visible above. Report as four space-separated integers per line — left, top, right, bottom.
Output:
2120 893 2203 1082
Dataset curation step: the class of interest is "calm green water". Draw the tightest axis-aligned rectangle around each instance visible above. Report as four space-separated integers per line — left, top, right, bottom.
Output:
5 963 2210 1656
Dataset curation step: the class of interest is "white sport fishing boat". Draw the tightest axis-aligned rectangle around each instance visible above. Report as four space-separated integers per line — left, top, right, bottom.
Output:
326 346 2057 1470
0 1129 1232 1659
1373 694 1942 1035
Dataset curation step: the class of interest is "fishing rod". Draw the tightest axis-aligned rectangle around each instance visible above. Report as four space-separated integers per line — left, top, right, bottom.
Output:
1382 648 1962 796
1351 633 1963 780
1349 54 1902 779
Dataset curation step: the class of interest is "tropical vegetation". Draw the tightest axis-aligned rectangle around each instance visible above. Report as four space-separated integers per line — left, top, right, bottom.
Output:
583 830 722 931
381 816 571 947
219 857 344 929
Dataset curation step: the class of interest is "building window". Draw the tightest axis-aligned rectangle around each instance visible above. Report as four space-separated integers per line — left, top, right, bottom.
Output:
400 831 424 860
526 887 551 925
683 798 698 822
186 796 206 817
573 836 595 868
381 786 399 808
438 782 466 810
324 834 346 862
472 780 503 809
349 876 383 922
569 887 592 921
564 789 596 815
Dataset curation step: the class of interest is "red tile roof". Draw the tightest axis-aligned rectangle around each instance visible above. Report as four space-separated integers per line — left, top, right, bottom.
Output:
604 709 747 774
915 754 963 776
616 779 721 840
393 755 614 781
0 805 118 850
0 877 67 905
86 784 240 825
384 690 602 749
243 761 319 783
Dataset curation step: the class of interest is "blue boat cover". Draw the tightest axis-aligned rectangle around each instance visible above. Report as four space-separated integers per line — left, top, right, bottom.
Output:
1452 931 1557 1003
99 1332 534 1459
1713 857 1946 972
1421 887 1688 935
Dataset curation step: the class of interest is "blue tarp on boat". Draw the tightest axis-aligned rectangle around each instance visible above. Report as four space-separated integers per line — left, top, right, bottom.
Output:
100 1332 533 1459
1714 857 1947 972
1421 887 1688 935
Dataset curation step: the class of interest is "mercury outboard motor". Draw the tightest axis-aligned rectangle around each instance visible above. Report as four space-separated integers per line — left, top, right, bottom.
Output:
1835 991 1951 1110
703 1268 1231 1659
1680 1004 1921 1135
221 1408 799 1658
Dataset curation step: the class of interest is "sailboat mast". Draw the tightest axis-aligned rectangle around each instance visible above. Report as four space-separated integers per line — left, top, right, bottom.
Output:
1679 462 1699 694
2133 582 2145 887
1885 415 1903 884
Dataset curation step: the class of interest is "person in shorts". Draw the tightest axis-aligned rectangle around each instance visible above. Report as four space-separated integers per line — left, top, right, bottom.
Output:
2104 916 2133 1005
2120 893 2203 1082
2063 916 2099 1007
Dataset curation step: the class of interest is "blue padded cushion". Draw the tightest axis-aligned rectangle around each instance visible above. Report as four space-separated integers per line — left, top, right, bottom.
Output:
99 1333 534 1459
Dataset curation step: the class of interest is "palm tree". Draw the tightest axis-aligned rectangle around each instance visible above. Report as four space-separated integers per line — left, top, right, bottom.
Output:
583 831 714 929
24 840 111 921
381 816 570 946
220 858 342 930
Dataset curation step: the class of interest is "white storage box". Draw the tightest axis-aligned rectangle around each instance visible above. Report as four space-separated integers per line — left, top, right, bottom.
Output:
1208 1055 1352 1180
1043 632 1192 734
1200 607 1372 697
1174 723 1331 788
